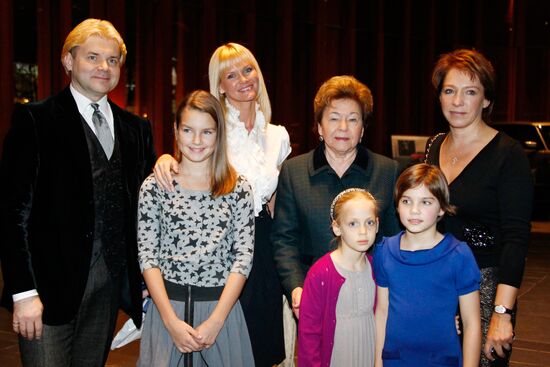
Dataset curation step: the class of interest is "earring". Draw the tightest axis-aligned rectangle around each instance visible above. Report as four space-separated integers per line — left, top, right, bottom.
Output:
319 136 324 142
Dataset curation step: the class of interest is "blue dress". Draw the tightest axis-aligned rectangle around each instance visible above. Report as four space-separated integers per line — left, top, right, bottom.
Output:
374 232 480 366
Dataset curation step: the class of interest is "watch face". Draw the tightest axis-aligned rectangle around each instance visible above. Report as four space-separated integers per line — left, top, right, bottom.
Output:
494 305 513 315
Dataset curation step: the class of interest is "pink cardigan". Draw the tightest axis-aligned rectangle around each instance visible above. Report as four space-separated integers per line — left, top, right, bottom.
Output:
298 252 376 367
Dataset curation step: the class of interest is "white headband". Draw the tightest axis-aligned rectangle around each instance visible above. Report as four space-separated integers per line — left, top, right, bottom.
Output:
330 188 375 220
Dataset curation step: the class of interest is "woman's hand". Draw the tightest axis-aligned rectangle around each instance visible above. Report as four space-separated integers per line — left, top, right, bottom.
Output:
485 284 518 360
165 318 203 353
291 287 303 318
153 154 179 191
484 313 514 360
195 317 224 349
455 315 461 335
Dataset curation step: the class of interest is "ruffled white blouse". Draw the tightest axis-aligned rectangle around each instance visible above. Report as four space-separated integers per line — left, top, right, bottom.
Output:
225 101 291 216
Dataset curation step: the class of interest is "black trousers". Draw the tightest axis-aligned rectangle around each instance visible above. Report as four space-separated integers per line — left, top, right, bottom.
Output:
19 254 122 367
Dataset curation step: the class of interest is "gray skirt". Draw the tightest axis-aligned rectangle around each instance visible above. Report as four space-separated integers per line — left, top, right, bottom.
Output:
138 299 255 367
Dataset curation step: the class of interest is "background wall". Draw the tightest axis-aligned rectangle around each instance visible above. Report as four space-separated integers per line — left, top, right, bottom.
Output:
1 0 549 157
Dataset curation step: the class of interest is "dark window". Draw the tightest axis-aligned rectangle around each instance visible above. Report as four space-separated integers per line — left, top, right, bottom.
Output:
497 125 543 149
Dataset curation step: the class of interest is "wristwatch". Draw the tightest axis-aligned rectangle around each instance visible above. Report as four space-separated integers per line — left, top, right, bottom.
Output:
494 304 514 315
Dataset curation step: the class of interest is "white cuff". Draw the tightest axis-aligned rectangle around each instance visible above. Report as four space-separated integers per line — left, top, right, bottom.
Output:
13 289 39 302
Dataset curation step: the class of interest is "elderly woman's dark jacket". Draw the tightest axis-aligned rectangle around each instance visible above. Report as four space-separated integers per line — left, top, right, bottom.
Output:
272 143 401 299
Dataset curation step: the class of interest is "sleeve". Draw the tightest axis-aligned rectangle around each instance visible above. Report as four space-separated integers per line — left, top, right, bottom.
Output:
248 124 291 215
0 104 40 295
373 241 389 287
297 267 325 367
276 125 292 167
454 244 481 295
137 176 162 272
229 177 255 277
496 141 533 287
380 160 401 238
142 118 157 175
271 161 307 298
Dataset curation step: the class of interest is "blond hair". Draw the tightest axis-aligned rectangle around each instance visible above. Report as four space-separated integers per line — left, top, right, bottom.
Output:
331 188 378 223
61 18 127 70
208 43 271 123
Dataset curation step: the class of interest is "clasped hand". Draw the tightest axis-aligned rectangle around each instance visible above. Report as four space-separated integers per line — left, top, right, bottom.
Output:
167 317 223 353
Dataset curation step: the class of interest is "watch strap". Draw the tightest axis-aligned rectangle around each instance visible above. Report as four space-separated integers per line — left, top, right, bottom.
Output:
494 304 514 315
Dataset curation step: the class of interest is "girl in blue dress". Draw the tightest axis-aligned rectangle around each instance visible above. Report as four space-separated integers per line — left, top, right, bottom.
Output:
374 163 481 367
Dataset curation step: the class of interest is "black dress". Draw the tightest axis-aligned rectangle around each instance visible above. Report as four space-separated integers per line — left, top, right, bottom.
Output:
239 209 286 366
426 132 533 367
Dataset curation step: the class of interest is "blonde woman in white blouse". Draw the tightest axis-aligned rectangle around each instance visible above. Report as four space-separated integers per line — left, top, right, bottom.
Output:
154 43 292 367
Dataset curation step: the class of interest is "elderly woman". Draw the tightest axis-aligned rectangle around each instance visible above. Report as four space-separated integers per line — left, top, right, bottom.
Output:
425 49 533 366
271 75 401 319
154 43 290 366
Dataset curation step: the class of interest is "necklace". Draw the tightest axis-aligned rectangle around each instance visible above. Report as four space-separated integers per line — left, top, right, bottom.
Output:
444 135 461 165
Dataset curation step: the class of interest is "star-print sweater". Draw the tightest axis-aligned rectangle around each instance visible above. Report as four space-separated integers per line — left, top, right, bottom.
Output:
137 174 255 287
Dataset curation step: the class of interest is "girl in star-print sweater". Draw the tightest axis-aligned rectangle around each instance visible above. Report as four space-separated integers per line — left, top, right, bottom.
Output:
136 90 255 367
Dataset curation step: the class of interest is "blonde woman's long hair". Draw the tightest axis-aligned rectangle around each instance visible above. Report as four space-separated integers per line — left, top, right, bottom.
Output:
208 42 271 123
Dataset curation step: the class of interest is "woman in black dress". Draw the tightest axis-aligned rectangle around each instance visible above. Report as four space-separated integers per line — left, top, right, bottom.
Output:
425 49 533 366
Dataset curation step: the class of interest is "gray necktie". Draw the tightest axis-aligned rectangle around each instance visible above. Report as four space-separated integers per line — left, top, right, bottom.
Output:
91 103 114 158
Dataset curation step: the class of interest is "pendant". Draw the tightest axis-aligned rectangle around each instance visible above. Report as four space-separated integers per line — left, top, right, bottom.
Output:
451 156 458 165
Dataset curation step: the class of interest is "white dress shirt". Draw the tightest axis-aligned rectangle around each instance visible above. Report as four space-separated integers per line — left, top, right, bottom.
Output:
70 84 115 139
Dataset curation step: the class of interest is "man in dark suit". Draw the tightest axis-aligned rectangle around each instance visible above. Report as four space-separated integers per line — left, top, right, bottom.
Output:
0 19 156 366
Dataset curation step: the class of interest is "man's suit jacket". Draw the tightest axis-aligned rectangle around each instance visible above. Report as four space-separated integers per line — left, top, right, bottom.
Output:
0 87 156 327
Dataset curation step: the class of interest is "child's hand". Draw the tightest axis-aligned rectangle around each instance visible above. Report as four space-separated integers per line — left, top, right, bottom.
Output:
291 287 303 319
153 154 179 192
166 318 203 353
455 315 461 335
195 317 224 348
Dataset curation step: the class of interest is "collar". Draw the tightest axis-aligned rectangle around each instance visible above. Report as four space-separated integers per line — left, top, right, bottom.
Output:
386 232 460 265
70 84 109 116
312 142 370 173
225 99 267 134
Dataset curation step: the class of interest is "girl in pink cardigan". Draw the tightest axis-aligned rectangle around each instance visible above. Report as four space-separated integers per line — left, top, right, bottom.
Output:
298 188 378 367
